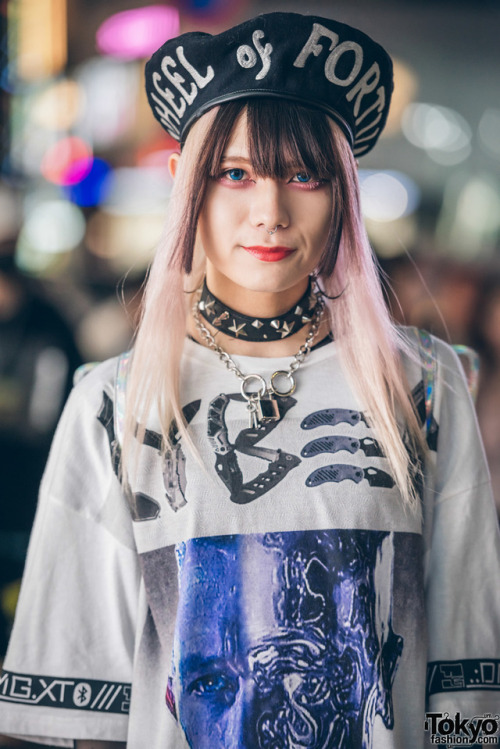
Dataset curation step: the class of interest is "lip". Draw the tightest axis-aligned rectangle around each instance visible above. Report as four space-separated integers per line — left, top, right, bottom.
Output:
243 245 295 262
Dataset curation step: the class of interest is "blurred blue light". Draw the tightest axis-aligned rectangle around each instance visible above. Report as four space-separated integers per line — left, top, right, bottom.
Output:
190 0 215 8
181 0 233 14
64 158 112 207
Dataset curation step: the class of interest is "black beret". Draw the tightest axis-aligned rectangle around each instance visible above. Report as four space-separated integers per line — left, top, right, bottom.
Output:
145 12 393 157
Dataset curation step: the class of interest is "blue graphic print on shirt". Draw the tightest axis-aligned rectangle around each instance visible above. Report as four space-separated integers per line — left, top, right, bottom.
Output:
164 529 403 749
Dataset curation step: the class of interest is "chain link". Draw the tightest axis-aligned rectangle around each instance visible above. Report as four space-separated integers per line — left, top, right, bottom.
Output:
192 291 324 391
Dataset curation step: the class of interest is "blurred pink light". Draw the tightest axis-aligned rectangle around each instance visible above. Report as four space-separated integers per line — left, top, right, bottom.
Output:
41 137 93 186
96 5 180 60
64 158 94 186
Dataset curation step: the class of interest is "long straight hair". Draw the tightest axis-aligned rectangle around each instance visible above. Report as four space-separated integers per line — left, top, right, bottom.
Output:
123 99 426 509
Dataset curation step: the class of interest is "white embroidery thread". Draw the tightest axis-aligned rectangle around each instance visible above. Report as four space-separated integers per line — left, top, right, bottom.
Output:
236 30 273 80
293 22 389 148
152 45 215 138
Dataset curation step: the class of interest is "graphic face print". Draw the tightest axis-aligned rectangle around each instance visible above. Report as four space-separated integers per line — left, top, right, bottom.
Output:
169 530 403 748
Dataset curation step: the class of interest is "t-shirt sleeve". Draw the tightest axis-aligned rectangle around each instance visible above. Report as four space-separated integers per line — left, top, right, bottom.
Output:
0 361 141 745
423 338 500 718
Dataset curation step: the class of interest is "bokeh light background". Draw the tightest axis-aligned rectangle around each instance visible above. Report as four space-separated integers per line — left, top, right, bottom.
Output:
1 0 499 352
1 0 500 686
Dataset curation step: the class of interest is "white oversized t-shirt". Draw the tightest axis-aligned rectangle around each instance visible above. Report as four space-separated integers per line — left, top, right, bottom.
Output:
0 333 499 748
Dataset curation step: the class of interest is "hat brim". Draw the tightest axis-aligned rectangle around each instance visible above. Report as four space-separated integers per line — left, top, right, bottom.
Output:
180 90 354 148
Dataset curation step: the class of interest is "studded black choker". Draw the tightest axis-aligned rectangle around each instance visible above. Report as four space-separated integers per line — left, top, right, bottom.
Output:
197 278 319 341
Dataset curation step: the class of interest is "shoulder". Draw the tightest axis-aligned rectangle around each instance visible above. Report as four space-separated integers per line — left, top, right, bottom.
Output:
39 354 132 507
403 335 483 468
48 354 126 452
70 353 127 407
397 326 471 382
397 327 480 434
73 354 122 389
397 325 454 359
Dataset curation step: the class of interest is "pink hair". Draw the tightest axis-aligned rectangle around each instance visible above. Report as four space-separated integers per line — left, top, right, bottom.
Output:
122 101 425 510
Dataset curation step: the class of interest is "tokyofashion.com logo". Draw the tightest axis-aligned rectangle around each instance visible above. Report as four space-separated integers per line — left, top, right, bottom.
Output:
425 712 500 745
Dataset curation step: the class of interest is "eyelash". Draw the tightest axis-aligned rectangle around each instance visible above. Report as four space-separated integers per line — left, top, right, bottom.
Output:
217 168 326 189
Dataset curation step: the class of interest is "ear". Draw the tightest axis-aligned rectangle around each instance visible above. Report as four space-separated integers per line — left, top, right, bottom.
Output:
168 152 180 179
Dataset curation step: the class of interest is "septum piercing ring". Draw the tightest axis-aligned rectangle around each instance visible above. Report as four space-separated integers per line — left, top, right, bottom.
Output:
267 226 278 235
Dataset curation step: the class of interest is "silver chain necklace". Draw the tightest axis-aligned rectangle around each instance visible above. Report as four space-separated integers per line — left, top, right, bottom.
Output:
192 291 324 427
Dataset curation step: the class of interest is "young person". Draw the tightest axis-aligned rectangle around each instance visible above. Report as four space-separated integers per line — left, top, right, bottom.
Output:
0 12 499 749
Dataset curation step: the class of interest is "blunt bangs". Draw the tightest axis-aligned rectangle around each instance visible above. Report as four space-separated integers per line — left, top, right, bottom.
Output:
246 100 339 181
204 99 339 181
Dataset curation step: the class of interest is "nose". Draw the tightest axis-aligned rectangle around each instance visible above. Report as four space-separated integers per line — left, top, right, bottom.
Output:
226 677 260 748
248 178 290 233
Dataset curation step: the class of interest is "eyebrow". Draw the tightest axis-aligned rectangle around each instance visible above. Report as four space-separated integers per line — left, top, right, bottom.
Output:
220 155 252 164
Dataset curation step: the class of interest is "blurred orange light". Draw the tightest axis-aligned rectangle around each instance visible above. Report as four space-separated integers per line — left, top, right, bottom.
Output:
384 58 418 137
31 79 83 131
16 0 67 81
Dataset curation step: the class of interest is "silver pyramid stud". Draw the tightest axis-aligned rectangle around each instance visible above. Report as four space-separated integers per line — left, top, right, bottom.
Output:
213 311 229 326
270 319 280 329
252 319 264 329
302 315 312 323
281 321 295 338
204 299 215 315
294 305 303 316
228 320 247 337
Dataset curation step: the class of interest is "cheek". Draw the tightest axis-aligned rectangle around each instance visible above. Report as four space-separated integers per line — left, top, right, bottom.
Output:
305 193 333 246
298 184 332 226
198 191 241 250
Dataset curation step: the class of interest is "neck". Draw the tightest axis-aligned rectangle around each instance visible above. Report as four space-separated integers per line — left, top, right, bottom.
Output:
205 274 311 319
188 279 331 357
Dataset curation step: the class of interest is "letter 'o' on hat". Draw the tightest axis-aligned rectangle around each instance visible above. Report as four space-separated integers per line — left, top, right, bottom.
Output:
145 12 394 157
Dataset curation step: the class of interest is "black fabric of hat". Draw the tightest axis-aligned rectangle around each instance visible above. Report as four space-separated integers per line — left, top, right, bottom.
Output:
145 12 393 157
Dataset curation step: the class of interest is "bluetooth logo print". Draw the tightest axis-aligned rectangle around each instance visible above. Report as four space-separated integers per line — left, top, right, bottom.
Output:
73 682 92 708
236 30 273 80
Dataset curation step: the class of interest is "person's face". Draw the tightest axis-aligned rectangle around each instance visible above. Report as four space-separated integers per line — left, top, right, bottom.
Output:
196 112 333 306
171 531 401 749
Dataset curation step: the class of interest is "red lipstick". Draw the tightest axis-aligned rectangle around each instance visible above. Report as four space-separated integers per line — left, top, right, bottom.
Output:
243 246 295 262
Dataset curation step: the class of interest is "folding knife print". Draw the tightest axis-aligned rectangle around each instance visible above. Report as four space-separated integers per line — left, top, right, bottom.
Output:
301 408 369 430
301 435 384 458
306 464 395 488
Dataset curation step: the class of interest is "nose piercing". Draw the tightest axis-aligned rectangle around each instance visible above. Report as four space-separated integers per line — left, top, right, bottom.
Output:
267 226 278 235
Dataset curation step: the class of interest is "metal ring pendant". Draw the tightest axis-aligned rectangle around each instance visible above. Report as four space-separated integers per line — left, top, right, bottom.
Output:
270 370 296 397
240 374 267 401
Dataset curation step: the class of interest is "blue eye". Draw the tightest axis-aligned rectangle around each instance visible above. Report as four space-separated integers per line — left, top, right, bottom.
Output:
295 172 312 183
188 672 238 704
226 168 245 181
